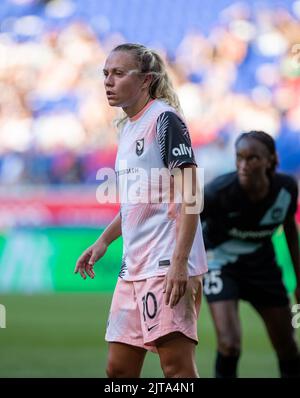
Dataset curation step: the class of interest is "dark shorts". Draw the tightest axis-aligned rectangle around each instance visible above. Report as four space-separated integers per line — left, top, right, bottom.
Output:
203 261 289 308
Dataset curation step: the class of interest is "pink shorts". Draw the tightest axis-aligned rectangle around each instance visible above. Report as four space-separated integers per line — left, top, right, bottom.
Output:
105 275 203 353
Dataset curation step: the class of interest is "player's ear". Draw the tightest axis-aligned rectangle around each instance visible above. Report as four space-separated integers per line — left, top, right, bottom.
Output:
142 73 152 90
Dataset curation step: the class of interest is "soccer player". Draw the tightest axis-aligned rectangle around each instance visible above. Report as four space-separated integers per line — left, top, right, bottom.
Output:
201 130 300 378
75 43 207 378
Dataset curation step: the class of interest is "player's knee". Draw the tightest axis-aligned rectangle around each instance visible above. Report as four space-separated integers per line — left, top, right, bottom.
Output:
161 361 196 378
106 362 120 378
106 361 130 378
218 336 241 357
160 361 178 378
160 355 197 378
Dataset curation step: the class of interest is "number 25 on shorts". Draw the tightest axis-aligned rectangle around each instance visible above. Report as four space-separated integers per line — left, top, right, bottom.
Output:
203 270 223 295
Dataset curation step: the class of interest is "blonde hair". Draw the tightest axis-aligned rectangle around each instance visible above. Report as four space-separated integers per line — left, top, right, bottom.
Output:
111 43 183 129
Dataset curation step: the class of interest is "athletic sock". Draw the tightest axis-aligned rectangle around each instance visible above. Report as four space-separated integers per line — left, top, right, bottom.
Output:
215 351 240 378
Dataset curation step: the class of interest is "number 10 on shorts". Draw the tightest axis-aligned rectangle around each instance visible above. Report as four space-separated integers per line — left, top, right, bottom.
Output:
142 292 158 321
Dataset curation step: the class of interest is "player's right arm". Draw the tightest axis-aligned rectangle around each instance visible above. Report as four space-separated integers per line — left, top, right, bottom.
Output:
74 212 122 280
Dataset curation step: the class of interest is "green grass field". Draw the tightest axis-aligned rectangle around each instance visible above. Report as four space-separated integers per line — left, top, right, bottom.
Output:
1 293 299 378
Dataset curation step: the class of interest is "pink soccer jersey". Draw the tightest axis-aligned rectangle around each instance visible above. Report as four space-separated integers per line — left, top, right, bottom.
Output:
115 99 208 280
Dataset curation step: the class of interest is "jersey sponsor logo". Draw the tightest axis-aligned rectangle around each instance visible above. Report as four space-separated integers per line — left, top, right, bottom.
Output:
136 138 144 156
172 144 192 157
116 167 139 176
228 227 275 239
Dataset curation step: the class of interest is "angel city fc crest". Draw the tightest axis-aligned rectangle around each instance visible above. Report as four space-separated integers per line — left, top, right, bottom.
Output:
136 138 144 156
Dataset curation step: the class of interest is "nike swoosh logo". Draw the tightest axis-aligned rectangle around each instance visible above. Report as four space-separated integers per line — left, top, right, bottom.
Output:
147 324 158 331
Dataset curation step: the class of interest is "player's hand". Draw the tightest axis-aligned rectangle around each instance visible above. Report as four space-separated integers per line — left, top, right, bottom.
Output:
163 260 188 308
74 239 108 280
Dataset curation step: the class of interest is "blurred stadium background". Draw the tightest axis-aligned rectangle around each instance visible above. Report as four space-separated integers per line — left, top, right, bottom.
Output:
0 0 300 378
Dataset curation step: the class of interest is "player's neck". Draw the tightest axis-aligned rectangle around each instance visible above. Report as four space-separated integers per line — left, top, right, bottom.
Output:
242 176 270 202
123 94 152 119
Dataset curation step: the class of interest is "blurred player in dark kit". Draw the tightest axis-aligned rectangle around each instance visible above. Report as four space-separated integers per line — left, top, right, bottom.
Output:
201 130 300 378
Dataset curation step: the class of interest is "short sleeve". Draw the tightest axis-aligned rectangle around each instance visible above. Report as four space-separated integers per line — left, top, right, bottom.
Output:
156 111 197 170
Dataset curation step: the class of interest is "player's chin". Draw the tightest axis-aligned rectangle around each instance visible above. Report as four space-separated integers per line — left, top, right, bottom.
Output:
238 173 254 187
106 97 122 107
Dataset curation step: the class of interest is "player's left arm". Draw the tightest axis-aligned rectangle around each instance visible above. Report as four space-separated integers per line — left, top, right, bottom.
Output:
156 111 201 308
164 164 201 308
283 214 300 304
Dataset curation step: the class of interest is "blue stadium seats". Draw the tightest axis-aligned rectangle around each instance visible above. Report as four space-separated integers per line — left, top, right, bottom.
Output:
1 0 299 183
